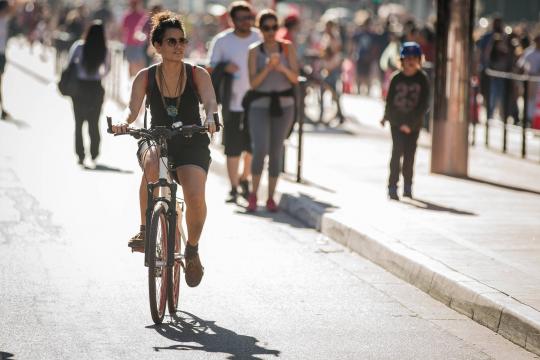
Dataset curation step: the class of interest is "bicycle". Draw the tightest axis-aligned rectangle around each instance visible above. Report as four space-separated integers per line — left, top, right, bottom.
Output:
301 53 345 128
106 116 218 324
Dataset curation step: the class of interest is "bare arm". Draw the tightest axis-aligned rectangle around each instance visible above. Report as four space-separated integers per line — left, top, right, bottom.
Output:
194 66 218 134
276 43 299 85
248 47 272 89
111 68 146 134
125 69 147 124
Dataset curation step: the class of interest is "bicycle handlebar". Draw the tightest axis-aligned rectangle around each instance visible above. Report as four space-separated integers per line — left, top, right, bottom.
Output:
106 115 220 140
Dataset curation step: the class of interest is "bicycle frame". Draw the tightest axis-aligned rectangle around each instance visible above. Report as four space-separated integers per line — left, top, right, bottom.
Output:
143 138 187 269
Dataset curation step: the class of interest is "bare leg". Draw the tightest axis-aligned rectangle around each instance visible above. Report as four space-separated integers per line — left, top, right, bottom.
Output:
139 146 159 226
226 156 240 189
239 152 252 181
268 176 278 200
251 174 262 197
176 166 207 246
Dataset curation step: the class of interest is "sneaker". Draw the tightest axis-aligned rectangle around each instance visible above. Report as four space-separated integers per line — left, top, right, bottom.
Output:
225 189 238 203
266 198 278 212
128 231 145 252
1 110 11 120
77 158 84 166
239 179 249 199
84 158 97 170
388 187 400 201
185 253 204 287
247 193 257 212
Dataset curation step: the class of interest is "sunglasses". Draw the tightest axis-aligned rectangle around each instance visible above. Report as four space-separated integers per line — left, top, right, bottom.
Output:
164 37 189 47
261 24 278 32
234 15 255 22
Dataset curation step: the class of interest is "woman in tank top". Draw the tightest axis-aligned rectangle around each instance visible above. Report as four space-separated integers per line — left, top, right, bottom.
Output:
246 9 299 212
112 11 218 287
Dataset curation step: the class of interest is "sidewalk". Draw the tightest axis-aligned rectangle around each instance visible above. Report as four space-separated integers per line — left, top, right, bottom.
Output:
272 95 540 355
9 42 540 356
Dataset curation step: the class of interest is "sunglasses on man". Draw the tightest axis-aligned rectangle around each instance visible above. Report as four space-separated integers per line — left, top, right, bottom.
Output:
234 14 255 22
261 24 278 32
164 37 189 47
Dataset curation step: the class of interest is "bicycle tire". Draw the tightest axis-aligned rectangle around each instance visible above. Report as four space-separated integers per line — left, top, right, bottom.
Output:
148 203 169 324
318 83 341 126
167 203 183 315
303 80 324 124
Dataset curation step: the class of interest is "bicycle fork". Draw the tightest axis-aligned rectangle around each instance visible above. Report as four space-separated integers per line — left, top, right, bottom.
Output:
144 158 178 268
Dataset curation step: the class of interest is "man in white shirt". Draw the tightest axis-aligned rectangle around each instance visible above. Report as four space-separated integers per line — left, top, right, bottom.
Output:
208 1 261 203
518 34 540 122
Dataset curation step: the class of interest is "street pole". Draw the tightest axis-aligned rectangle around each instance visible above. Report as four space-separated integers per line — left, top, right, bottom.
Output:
430 0 475 176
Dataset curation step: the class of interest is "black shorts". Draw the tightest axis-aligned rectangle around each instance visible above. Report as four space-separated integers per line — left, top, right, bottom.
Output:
224 111 251 156
137 133 211 174
0 54 6 74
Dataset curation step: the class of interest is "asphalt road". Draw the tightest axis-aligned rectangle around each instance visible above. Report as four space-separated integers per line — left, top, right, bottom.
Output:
0 52 537 360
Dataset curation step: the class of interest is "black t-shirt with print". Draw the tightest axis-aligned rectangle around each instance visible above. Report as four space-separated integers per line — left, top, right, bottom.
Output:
384 69 430 131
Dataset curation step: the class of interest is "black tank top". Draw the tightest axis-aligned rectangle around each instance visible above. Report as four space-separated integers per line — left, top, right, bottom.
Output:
149 62 201 127
148 63 208 148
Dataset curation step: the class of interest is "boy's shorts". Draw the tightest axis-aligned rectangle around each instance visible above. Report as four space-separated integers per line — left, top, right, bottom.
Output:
223 111 251 157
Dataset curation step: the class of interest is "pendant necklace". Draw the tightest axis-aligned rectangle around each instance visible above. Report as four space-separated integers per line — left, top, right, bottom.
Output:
159 64 183 120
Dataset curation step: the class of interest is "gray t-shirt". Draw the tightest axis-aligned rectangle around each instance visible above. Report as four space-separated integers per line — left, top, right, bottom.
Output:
250 41 294 108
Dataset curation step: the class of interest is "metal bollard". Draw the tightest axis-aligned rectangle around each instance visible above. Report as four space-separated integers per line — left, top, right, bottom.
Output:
522 80 528 158
296 76 307 183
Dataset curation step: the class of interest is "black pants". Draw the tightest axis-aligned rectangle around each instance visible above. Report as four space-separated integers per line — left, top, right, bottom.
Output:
388 127 420 189
71 80 104 161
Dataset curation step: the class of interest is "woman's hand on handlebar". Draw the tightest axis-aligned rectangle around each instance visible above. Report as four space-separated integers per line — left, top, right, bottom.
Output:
112 122 130 134
204 118 216 136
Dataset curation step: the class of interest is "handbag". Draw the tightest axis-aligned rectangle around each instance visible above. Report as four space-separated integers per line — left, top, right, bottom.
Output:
58 62 79 97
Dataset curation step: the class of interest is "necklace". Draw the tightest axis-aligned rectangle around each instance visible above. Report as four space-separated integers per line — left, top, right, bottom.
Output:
159 63 183 119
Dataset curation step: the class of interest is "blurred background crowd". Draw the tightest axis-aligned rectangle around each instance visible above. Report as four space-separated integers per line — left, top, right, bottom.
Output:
5 0 540 128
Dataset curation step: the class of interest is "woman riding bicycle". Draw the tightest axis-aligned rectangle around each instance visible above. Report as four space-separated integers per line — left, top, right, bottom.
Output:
112 11 218 288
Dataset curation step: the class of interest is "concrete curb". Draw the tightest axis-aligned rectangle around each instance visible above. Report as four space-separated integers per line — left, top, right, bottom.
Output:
279 193 540 356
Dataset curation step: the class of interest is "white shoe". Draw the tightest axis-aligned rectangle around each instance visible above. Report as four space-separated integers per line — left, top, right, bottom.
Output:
84 158 97 170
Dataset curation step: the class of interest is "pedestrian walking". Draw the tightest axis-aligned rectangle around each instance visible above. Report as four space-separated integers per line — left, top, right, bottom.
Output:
380 42 430 200
121 0 146 78
67 20 110 169
517 33 540 124
207 1 261 203
244 9 298 212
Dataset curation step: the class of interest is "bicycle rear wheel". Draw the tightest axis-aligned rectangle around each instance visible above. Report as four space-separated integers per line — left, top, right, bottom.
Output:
167 202 183 315
148 203 169 324
318 83 341 126
304 80 323 124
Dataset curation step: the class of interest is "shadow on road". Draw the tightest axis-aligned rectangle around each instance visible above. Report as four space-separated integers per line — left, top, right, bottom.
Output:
1 116 30 129
233 206 311 229
0 352 15 360
84 164 133 174
402 197 477 216
232 192 336 229
461 175 540 196
150 311 280 359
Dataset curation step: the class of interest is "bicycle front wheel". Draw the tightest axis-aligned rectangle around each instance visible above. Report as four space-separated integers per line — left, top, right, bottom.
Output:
148 203 169 324
167 203 183 315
